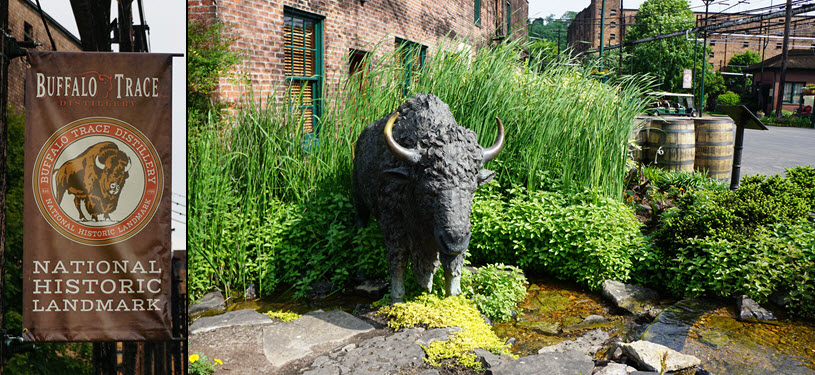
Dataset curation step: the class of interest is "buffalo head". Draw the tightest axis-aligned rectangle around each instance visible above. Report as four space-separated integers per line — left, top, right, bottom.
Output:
94 150 131 198
383 112 504 257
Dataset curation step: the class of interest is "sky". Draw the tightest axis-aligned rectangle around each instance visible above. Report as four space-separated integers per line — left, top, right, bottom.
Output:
531 0 797 20
36 0 187 250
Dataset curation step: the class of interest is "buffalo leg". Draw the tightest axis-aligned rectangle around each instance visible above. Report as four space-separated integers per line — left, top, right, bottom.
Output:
73 197 88 221
440 253 463 297
389 256 407 303
444 270 461 297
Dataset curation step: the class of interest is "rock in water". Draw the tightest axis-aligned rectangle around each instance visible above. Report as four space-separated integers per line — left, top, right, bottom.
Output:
619 340 701 373
736 295 777 322
188 290 226 319
538 329 609 356
601 280 659 316
490 350 594 375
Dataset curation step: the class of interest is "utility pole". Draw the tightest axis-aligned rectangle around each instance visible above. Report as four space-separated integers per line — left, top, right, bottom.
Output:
692 15 699 105
775 0 792 120
599 0 606 73
0 0 8 370
700 0 714 116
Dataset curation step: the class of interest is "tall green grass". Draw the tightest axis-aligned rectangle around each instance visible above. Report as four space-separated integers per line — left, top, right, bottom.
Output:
188 39 652 299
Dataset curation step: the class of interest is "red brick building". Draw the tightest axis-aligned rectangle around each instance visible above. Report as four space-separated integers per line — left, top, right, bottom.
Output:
7 0 82 111
744 49 815 114
567 0 815 73
188 0 528 132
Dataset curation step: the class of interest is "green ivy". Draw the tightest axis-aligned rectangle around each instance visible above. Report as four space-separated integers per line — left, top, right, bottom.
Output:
470 181 642 290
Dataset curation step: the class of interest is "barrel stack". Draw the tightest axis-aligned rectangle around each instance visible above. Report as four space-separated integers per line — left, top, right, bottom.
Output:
631 116 736 182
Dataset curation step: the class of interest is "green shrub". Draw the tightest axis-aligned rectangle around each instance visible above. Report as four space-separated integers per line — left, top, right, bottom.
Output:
470 181 642 290
717 90 741 105
272 193 388 298
663 222 815 318
461 264 528 322
644 167 815 318
187 19 242 129
654 171 812 251
642 166 727 192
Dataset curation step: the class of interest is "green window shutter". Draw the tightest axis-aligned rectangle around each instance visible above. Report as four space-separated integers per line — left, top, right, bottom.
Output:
506 1 511 35
396 38 427 97
284 9 323 135
474 0 481 27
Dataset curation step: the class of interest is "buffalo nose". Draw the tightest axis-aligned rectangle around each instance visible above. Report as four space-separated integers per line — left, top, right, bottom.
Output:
435 229 471 256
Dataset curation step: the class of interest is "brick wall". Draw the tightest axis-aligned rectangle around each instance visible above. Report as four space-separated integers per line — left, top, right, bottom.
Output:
188 0 528 105
7 0 82 111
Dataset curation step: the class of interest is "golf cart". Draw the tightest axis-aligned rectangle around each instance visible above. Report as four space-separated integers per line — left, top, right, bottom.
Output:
646 92 697 117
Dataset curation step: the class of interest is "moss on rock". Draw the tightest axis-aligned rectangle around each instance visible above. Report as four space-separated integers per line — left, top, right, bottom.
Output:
378 294 512 368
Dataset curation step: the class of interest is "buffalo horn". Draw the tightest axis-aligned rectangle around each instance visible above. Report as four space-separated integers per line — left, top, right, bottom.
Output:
95 155 106 170
124 157 132 173
482 117 505 163
383 112 420 165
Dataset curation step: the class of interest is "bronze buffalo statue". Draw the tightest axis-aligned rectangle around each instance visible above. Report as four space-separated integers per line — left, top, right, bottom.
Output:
54 141 132 222
352 94 504 302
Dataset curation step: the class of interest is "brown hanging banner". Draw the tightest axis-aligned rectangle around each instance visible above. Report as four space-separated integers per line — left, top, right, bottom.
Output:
22 52 173 341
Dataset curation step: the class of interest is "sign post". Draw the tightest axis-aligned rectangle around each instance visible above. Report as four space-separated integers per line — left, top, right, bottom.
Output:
23 52 173 342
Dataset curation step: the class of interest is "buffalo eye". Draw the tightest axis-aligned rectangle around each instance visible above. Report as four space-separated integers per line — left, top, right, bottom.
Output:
476 169 496 186
384 166 412 184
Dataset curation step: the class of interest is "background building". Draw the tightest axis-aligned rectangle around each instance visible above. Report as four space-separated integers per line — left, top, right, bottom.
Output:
567 0 815 72
745 49 815 114
7 0 82 110
188 0 528 133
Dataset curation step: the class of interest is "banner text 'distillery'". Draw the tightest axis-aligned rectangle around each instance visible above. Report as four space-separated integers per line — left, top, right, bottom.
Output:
31 260 163 313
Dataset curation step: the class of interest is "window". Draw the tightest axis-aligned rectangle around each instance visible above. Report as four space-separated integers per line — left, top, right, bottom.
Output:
710 40 716 46
610 22 616 28
474 0 481 27
743 41 749 48
284 9 323 135
349 49 368 76
24 22 33 42
777 42 782 49
710 51 714 58
610 33 616 40
783 82 805 103
610 9 617 16
396 38 427 96
506 2 511 35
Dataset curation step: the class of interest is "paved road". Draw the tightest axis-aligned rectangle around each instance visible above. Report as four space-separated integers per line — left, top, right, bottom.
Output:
739 125 815 178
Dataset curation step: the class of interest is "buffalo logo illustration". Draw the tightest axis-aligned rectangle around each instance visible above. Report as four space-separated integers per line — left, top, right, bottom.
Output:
53 142 132 222
32 117 162 246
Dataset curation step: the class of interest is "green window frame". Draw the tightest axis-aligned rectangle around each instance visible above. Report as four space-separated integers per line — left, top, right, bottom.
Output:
783 82 805 104
284 8 323 136
474 0 481 27
396 38 427 97
506 1 511 35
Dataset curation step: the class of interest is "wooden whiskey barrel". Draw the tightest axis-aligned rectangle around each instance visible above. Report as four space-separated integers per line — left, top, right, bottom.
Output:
694 117 735 181
647 117 695 172
630 118 649 164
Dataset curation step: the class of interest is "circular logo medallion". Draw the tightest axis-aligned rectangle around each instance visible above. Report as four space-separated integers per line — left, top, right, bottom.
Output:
32 117 163 246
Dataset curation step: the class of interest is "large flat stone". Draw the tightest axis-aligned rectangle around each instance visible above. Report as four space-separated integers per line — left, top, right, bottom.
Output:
189 308 274 334
601 280 658 316
538 329 609 356
490 350 594 375
641 298 713 352
620 340 700 373
263 309 374 369
188 290 225 318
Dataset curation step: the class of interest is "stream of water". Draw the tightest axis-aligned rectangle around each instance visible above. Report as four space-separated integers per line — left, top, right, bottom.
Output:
228 276 815 374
